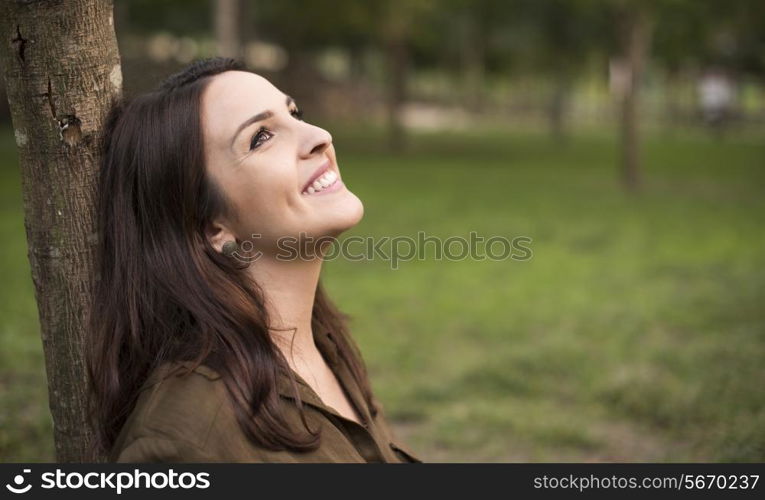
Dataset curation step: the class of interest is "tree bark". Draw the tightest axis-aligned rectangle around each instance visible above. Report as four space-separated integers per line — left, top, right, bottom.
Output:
0 0 122 462
619 7 652 193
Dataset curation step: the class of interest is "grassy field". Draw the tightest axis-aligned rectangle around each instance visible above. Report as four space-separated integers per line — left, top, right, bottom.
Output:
1 123 763 462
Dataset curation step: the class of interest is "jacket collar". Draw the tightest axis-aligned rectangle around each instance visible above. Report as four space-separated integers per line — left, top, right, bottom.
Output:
275 329 372 428
138 329 371 427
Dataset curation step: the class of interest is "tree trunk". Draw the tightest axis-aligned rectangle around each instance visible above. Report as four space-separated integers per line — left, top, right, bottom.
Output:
459 14 485 113
0 0 121 462
215 0 241 59
549 75 569 143
385 37 408 153
619 7 652 192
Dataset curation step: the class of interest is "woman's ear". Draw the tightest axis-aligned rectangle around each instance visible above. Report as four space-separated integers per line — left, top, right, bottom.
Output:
205 217 237 254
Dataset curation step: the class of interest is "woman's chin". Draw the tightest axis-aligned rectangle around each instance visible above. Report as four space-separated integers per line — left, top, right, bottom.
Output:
290 189 364 240
344 193 365 226
325 195 364 237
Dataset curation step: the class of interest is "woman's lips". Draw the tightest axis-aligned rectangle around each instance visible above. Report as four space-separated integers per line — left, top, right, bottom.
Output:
301 159 331 193
302 169 342 195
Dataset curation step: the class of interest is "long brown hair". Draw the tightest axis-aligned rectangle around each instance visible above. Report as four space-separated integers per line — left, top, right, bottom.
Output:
85 57 376 459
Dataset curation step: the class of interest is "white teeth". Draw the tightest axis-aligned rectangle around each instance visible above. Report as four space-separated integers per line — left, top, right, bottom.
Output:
303 169 338 195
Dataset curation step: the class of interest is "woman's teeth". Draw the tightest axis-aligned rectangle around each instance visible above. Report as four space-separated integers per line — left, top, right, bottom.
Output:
303 169 338 195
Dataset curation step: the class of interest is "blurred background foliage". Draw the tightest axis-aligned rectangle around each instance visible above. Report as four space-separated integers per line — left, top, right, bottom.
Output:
0 0 763 462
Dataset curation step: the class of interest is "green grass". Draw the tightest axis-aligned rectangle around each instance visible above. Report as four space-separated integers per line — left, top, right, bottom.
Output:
1 123 763 462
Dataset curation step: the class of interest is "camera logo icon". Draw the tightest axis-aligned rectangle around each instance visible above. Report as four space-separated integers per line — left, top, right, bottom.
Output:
5 469 32 494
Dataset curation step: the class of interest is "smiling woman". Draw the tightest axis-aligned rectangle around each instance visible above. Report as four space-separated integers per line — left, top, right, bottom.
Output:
84 57 421 463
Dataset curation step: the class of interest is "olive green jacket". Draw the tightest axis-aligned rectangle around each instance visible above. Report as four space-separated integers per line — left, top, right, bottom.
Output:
110 330 422 463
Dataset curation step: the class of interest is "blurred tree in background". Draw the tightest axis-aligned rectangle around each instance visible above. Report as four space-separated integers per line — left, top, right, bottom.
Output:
4 0 759 166
83 0 763 176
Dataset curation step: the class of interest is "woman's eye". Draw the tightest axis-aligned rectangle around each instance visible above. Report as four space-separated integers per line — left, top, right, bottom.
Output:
249 127 273 151
290 107 304 121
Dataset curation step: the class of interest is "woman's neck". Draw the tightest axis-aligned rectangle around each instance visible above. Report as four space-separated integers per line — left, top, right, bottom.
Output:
245 253 323 364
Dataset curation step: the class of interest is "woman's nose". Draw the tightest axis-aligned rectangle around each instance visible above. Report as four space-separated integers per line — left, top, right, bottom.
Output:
300 122 332 158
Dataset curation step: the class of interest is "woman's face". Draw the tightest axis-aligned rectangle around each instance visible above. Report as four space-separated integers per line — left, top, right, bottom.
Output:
201 70 364 255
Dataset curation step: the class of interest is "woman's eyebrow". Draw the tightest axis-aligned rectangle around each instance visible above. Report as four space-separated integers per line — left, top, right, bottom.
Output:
231 110 273 147
230 96 297 148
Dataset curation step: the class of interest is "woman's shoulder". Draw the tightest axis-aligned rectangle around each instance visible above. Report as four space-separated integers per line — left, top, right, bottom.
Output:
110 360 230 462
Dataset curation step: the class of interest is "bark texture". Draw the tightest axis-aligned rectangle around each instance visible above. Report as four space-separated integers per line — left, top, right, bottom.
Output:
0 0 122 462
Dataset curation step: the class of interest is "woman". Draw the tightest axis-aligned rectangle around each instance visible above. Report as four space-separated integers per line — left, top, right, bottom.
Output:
85 57 421 463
